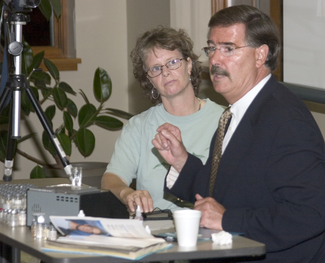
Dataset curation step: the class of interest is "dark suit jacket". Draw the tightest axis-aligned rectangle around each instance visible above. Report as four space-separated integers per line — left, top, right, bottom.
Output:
165 75 325 262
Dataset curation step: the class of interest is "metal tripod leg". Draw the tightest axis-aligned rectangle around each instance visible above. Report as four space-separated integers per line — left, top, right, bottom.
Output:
13 74 73 179
0 74 73 181
0 81 16 181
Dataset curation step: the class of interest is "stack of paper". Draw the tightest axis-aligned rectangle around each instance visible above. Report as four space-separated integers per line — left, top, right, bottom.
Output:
42 215 172 260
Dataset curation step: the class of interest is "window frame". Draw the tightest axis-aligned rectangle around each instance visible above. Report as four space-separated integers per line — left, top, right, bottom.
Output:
31 0 81 71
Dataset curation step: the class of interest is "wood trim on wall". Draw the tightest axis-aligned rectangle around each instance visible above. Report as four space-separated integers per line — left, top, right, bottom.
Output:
53 0 68 56
31 0 81 71
270 0 283 81
211 0 228 14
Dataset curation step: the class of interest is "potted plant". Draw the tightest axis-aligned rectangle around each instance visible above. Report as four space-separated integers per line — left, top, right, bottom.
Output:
0 40 132 179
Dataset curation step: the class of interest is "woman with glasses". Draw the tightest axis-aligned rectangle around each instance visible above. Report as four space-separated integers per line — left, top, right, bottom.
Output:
101 27 224 214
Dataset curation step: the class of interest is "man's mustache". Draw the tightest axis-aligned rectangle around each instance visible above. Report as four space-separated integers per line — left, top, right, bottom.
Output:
210 65 230 78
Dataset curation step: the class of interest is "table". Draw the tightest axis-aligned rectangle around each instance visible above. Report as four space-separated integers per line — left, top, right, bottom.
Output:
0 224 265 263
0 178 266 262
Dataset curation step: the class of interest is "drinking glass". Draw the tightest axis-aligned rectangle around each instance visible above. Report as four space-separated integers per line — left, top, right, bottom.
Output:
71 167 82 187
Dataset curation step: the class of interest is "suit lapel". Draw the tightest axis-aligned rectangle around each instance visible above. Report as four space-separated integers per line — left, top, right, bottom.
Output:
215 114 254 201
214 75 279 201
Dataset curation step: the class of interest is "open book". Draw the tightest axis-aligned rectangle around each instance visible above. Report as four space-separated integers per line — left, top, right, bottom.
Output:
42 215 172 260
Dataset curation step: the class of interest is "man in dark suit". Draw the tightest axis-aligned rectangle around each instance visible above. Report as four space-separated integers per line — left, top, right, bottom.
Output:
152 5 325 263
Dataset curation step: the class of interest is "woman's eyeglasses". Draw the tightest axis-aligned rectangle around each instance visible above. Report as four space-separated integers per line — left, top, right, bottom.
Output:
147 58 183 78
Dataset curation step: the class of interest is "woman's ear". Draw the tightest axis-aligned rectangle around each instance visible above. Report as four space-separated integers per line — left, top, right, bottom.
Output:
148 77 156 89
187 57 193 75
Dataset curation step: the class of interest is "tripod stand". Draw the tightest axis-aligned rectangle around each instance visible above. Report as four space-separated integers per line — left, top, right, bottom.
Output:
0 7 73 182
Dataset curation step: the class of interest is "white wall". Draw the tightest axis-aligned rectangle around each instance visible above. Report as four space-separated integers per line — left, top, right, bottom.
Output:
63 0 129 166
170 0 211 63
127 0 171 114
169 0 222 104
283 0 325 139
284 0 325 88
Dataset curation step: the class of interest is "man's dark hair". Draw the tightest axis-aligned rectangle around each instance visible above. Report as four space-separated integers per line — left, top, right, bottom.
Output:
208 5 281 71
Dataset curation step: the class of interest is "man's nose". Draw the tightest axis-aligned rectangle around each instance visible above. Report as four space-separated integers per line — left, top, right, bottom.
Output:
209 49 222 66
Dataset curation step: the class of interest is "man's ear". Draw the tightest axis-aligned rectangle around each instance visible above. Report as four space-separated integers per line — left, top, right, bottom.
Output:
255 44 269 68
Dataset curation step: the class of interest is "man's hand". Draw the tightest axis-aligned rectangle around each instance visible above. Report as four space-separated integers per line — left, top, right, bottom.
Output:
194 194 225 230
152 123 188 172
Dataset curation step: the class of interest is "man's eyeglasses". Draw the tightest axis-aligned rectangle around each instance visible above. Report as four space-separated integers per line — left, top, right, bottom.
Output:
147 58 183 78
202 45 249 58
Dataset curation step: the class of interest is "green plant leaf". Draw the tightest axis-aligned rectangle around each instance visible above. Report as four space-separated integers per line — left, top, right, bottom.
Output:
78 104 96 127
94 116 123 131
104 108 134 120
0 106 10 125
57 133 72 156
0 133 17 162
29 52 44 73
75 128 95 157
42 132 71 158
44 58 60 81
31 86 40 100
21 88 39 114
66 99 78 118
49 0 62 18
30 165 47 179
63 111 73 133
53 87 68 110
31 71 51 84
17 133 37 143
79 89 90 104
38 0 52 21
23 43 34 73
34 80 47 92
59 81 76 95
40 86 52 100
45 105 56 121
69 129 77 141
21 95 31 116
0 131 8 162
42 131 56 157
31 72 52 95
55 124 65 135
93 67 112 103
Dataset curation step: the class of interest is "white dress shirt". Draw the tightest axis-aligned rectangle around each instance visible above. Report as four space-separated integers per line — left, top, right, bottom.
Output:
222 74 271 152
166 74 271 189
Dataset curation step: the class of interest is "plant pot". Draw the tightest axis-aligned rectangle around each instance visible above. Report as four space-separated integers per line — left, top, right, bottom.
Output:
43 162 108 189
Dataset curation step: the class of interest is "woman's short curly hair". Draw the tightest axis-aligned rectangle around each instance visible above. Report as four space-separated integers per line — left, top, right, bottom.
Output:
130 27 202 104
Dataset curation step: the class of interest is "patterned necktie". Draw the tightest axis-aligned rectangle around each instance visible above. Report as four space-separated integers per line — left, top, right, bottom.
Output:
209 107 232 197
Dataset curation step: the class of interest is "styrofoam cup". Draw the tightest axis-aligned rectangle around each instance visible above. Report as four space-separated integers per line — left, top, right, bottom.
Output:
173 210 201 247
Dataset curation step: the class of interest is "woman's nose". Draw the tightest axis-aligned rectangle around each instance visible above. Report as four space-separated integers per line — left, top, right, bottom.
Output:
161 65 170 76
